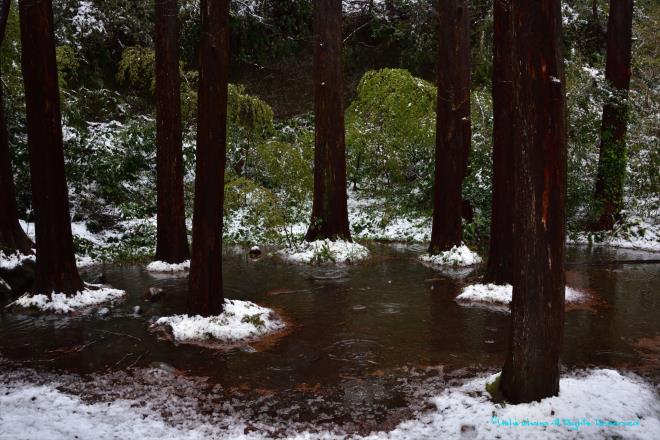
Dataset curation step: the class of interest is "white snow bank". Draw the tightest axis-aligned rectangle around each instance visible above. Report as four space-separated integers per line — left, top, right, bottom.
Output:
0 381 253 440
146 260 191 273
365 369 660 440
456 284 586 312
154 299 285 343
0 252 35 270
569 218 660 252
278 239 370 265
13 285 126 314
419 244 482 267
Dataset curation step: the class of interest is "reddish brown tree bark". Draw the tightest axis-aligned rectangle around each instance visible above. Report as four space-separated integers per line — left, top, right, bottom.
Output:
305 0 351 242
500 0 567 403
19 0 83 295
0 0 32 255
592 0 634 231
154 0 189 263
187 0 229 317
484 0 514 284
429 0 471 254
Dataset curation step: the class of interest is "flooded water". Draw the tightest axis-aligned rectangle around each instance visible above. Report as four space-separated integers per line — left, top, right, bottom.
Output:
1 244 659 435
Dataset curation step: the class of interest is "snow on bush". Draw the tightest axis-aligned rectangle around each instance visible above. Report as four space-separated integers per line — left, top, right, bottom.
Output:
278 239 370 265
365 369 660 440
153 299 285 343
0 252 35 270
13 285 126 314
419 244 482 267
456 284 586 311
146 260 191 273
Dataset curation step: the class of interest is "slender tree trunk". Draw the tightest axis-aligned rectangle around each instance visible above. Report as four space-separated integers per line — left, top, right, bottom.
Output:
500 0 567 403
305 0 351 242
0 0 32 255
19 0 83 296
429 0 471 254
154 0 189 263
187 0 229 317
484 0 513 284
592 0 634 231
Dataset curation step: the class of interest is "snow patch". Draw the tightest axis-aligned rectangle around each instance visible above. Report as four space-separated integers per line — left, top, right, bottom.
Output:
146 260 191 273
419 244 482 267
456 283 587 312
153 299 285 343
13 285 126 314
278 239 370 265
364 369 660 440
0 252 35 270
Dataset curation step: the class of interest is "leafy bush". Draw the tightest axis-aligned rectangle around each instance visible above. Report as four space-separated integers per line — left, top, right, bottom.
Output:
346 68 436 194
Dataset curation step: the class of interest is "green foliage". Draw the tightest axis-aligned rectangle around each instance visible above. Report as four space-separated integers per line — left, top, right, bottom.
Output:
117 46 156 94
56 45 79 90
346 68 436 196
223 176 287 244
227 84 275 174
241 314 266 328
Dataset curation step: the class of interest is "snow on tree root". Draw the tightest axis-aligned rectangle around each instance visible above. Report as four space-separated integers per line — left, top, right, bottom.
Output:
146 260 191 273
456 283 587 313
278 239 370 265
363 369 660 440
152 299 286 345
419 244 482 267
13 284 126 314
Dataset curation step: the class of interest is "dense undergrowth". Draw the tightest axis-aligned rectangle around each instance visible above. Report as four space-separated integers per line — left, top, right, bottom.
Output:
1 0 658 263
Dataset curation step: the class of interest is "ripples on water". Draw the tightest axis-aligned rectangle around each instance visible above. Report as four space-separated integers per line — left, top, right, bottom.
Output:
1 243 658 434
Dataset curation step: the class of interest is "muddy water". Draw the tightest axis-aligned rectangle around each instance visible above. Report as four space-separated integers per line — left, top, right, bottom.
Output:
1 244 658 433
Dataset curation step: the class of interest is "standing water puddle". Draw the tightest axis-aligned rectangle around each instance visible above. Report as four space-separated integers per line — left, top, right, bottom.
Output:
1 244 658 435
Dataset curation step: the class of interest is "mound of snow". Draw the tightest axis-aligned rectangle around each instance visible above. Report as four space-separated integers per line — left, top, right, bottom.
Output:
13 285 126 314
279 239 369 265
146 260 191 273
0 252 35 270
419 244 482 267
456 284 586 312
153 299 285 343
367 369 660 440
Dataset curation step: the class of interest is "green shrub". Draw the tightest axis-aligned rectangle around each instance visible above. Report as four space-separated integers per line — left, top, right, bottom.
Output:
346 68 436 194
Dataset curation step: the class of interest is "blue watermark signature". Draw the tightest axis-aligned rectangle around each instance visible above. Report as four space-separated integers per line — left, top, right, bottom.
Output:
491 416 641 431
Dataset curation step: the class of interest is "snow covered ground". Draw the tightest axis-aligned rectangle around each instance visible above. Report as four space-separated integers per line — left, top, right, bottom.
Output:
12 285 126 314
278 239 370 265
153 299 285 344
419 244 483 267
456 284 587 313
0 368 657 440
146 260 191 273
0 251 35 270
10 194 658 268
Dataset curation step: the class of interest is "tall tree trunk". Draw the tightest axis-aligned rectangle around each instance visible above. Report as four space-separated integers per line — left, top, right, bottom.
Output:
500 0 567 403
484 0 513 284
187 0 229 317
154 0 189 263
429 0 471 254
305 0 351 242
19 0 83 296
592 0 634 231
0 0 32 255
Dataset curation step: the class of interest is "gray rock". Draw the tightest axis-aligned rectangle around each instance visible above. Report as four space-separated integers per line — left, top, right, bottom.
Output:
143 287 165 302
